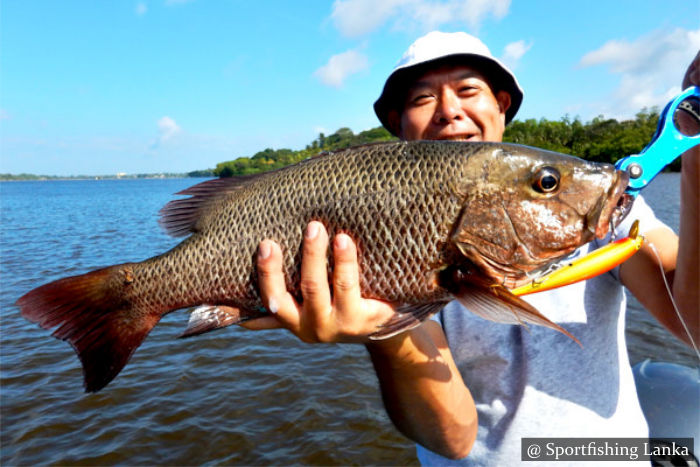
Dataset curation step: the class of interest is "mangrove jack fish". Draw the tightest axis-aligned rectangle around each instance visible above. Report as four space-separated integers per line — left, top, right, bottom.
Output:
16 141 632 392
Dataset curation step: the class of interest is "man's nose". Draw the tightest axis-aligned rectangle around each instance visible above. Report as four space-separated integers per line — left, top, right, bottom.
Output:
433 90 464 124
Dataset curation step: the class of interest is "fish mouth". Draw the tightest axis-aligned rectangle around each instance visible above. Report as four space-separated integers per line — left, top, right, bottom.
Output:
594 170 634 238
611 192 634 227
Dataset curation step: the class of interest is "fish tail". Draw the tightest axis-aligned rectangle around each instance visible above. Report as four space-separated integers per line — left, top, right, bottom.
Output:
16 264 162 393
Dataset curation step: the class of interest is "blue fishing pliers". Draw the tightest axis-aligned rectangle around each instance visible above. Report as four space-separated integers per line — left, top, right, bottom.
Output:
615 86 700 197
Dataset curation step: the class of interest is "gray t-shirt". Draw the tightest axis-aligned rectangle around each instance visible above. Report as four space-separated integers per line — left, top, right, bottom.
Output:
417 196 669 466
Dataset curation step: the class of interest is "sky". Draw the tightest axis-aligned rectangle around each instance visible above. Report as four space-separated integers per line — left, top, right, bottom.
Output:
1 1 698 176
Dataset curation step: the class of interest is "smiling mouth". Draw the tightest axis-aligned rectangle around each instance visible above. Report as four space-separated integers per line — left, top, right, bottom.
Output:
436 134 478 141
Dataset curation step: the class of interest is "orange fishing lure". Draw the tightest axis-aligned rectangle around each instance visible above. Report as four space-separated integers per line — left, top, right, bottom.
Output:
512 220 643 296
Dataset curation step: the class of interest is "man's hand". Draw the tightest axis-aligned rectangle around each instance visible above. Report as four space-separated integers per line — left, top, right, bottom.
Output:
239 221 397 343
677 50 700 134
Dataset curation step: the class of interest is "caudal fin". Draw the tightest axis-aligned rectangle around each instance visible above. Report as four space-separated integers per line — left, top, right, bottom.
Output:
16 264 162 392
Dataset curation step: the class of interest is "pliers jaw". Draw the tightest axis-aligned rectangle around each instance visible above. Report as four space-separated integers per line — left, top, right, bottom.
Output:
615 86 700 198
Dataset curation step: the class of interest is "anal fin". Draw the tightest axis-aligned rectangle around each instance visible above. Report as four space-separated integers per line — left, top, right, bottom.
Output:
180 305 265 338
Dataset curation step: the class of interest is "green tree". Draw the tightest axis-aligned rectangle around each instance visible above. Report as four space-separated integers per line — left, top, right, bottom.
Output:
212 110 668 178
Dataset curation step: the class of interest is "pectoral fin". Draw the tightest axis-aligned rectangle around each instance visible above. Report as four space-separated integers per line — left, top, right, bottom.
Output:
369 302 448 340
454 283 581 346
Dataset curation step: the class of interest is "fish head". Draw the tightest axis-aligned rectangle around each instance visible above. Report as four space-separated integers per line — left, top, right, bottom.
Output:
451 143 633 287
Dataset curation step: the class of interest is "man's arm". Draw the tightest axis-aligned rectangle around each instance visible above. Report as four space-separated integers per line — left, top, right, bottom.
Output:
242 221 478 459
620 51 700 348
366 323 478 459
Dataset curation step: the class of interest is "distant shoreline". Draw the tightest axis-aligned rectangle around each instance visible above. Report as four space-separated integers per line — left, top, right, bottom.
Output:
0 173 213 181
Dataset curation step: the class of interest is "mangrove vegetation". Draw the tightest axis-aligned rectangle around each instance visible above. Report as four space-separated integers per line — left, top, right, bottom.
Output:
213 108 674 177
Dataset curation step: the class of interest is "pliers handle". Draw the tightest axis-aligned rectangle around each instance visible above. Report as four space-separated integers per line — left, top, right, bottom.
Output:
615 86 700 197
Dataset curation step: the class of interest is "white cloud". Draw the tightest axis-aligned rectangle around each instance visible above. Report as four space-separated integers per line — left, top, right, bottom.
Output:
150 116 181 150
135 2 147 16
314 49 369 87
500 40 532 70
330 0 511 38
579 27 700 118
158 116 180 141
331 0 402 38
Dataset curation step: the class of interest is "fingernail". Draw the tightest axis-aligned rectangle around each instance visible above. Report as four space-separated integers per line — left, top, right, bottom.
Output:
336 234 349 250
268 297 278 314
258 241 271 260
306 222 320 239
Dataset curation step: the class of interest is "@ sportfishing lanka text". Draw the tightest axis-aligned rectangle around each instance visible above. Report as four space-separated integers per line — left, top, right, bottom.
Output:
521 438 694 462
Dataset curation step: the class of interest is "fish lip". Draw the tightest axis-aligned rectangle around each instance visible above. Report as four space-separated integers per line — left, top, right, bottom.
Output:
612 193 634 227
595 170 634 237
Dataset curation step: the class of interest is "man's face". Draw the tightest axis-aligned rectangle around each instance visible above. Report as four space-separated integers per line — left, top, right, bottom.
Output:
391 64 511 143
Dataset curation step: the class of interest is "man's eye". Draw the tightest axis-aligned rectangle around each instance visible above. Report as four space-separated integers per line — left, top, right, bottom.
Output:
458 86 478 94
411 94 432 105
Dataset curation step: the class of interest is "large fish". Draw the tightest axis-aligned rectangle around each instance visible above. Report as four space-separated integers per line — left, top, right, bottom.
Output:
16 141 632 392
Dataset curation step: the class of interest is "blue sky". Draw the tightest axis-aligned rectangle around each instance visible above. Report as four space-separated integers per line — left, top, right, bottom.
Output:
1 0 698 176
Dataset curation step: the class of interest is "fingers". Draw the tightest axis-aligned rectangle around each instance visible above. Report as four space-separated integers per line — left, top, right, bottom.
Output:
332 233 362 315
250 222 397 344
330 232 396 340
254 222 334 342
256 239 301 332
238 315 283 331
299 222 332 331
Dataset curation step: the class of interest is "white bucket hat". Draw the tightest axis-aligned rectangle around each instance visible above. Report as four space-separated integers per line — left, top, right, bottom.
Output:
374 31 523 135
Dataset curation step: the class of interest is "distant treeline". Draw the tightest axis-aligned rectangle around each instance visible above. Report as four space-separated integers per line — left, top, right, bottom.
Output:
504 109 673 168
212 108 673 177
0 172 213 181
213 127 396 177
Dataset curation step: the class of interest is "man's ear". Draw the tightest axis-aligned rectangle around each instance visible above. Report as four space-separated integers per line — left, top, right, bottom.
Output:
387 110 401 136
496 91 511 116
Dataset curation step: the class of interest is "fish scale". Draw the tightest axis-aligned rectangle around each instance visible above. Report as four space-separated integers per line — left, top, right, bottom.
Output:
150 142 467 309
16 140 631 392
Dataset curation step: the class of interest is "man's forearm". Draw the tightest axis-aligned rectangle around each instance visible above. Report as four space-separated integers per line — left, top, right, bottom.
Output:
674 142 700 346
366 321 478 459
673 81 700 346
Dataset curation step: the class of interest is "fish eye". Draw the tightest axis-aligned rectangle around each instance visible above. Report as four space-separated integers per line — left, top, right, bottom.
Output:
532 167 560 193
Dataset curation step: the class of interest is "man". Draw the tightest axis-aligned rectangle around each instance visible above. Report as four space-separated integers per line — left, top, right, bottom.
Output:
242 32 699 463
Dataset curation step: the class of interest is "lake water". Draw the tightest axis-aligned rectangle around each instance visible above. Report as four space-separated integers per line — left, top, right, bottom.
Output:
0 173 696 465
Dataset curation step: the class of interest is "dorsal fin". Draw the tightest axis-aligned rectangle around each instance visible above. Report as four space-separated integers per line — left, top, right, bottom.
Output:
158 142 405 237
158 176 259 237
